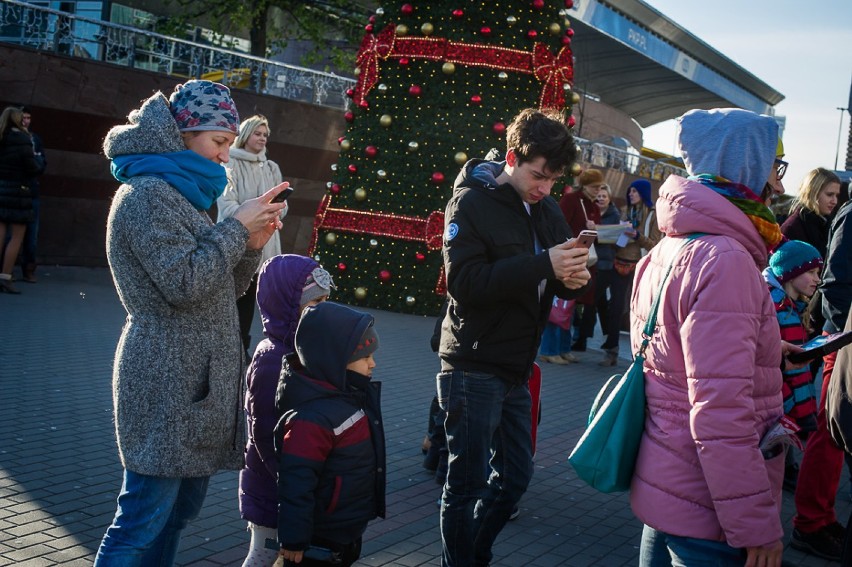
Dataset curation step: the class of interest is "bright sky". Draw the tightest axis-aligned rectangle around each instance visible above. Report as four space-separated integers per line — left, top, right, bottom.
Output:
640 0 852 194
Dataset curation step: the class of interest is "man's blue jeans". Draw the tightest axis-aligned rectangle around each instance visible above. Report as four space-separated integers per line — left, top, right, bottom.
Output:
639 524 746 566
437 369 533 567
94 470 209 566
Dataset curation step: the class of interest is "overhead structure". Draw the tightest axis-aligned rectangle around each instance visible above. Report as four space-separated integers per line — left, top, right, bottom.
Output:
568 0 784 127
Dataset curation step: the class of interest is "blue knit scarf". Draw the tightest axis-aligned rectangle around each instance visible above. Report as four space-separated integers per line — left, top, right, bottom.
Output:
110 151 228 211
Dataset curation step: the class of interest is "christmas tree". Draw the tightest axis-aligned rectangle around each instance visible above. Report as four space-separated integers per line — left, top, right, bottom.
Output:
310 0 579 316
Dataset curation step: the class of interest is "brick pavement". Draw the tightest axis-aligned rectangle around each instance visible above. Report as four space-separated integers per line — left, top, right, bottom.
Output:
0 266 847 566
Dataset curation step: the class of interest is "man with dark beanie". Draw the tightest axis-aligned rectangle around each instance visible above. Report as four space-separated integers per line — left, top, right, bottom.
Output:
274 302 385 567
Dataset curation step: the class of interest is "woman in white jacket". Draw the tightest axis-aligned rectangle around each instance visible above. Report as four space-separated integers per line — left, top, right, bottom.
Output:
218 114 288 355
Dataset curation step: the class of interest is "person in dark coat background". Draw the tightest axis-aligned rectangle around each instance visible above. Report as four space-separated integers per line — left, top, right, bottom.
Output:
0 105 44 294
239 255 335 566
559 168 603 352
274 302 385 567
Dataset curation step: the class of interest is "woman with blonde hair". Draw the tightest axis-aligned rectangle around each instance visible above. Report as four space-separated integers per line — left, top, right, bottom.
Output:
218 114 287 355
0 106 44 294
781 167 841 258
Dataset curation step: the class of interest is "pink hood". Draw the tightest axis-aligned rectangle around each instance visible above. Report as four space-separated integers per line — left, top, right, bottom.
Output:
629 175 784 549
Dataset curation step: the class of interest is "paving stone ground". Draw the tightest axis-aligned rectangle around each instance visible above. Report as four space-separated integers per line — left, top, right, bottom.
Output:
0 266 847 566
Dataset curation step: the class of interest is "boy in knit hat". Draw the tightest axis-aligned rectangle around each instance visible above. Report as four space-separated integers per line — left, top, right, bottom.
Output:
764 240 823 491
274 302 385 567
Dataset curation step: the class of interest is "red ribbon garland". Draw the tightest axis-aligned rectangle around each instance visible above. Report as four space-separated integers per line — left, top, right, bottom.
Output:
353 24 574 110
310 195 444 253
354 25 396 105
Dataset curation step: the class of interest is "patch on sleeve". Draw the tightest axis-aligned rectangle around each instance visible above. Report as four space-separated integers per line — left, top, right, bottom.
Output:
446 222 459 241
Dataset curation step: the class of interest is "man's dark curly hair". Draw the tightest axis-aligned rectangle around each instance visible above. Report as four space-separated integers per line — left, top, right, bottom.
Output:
505 108 576 175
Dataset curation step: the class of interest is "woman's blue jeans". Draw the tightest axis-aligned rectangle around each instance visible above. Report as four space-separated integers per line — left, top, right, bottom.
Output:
437 369 533 567
94 470 209 566
639 524 746 566
539 322 572 356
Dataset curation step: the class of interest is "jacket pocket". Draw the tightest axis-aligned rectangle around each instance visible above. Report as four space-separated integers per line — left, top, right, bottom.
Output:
325 475 342 514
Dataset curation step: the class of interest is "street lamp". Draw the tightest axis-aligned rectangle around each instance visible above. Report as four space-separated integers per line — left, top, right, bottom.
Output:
836 106 849 171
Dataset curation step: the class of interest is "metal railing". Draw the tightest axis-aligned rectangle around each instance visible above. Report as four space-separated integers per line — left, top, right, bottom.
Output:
575 138 687 180
0 0 355 110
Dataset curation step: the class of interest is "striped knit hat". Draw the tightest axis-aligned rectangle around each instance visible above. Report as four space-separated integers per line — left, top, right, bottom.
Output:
769 240 823 285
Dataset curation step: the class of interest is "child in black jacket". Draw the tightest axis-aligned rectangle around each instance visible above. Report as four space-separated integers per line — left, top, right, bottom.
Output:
274 302 385 566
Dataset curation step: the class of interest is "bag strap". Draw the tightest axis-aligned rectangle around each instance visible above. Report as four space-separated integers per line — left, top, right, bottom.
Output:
637 233 705 357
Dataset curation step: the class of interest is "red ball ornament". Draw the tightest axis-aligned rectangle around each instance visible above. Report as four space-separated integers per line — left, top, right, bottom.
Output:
365 145 378 158
527 29 538 39
480 26 492 36
337 136 345 144
565 0 574 7
344 111 354 123
358 100 369 110
415 251 426 263
401 3 413 15
337 262 347 272
493 122 506 136
451 9 464 19
364 24 373 33
470 95 482 105
566 28 575 37
431 171 445 184
369 15 376 24
568 115 576 128
409 84 422 97
345 88 354 98
532 0 545 10
379 269 392 282
348 164 358 174
561 36 572 46
399 57 410 67
330 183 341 195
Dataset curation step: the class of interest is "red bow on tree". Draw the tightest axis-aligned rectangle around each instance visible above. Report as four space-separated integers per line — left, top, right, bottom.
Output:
353 24 397 106
532 43 574 110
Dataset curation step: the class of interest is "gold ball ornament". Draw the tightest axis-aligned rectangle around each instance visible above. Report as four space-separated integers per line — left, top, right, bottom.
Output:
549 23 561 35
497 71 508 83
572 92 581 104
454 152 468 165
380 114 392 128
377 169 387 180
564 18 572 28
442 62 456 75
405 296 416 307
395 24 409 36
354 287 367 300
571 163 583 176
506 15 517 26
339 139 351 151
421 22 434 36
353 67 360 77
354 188 367 201
325 232 337 245
408 141 420 152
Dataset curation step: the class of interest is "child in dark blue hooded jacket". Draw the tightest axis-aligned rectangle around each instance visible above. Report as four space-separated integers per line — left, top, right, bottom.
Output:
274 302 386 566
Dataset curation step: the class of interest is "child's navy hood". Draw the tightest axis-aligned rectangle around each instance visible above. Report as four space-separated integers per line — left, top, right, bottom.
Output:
294 302 375 391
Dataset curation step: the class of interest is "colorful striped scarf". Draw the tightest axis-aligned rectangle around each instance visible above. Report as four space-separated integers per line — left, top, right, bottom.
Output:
690 174 783 252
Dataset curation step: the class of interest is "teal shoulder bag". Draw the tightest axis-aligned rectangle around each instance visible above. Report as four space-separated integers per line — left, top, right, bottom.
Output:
568 234 702 493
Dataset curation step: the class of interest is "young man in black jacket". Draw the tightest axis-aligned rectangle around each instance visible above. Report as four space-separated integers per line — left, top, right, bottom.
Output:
437 108 590 567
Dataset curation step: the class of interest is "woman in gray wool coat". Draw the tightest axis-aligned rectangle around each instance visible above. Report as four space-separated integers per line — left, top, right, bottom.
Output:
94 80 289 566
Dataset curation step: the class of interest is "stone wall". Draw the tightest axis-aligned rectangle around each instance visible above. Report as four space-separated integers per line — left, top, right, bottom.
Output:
1 43 345 266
